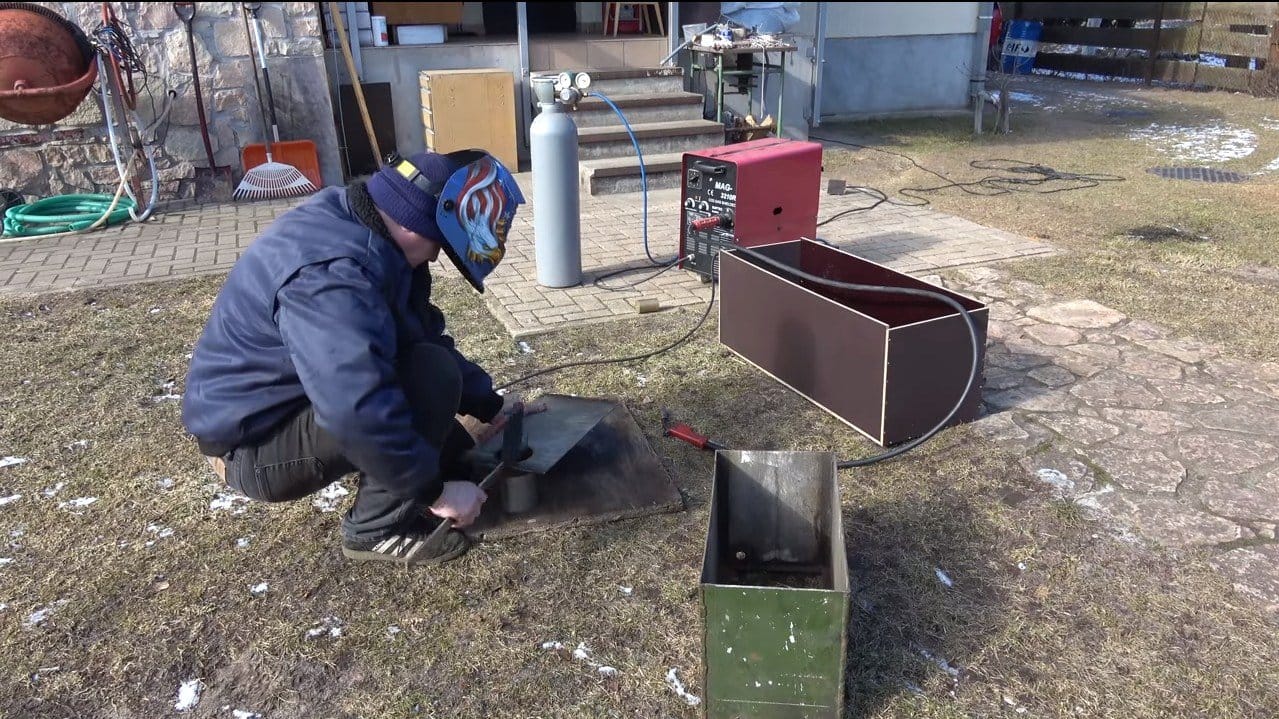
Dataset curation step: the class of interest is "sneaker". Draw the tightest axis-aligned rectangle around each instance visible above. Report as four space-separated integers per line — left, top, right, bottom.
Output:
341 516 471 565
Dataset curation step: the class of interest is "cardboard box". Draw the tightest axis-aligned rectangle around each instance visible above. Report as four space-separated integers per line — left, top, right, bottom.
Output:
370 2 463 26
397 24 447 45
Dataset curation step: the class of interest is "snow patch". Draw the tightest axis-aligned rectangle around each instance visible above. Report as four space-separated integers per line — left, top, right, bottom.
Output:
210 490 251 514
232 711 261 719
24 600 67 629
40 482 65 499
1037 468 1075 497
58 497 98 510
66 440 91 451
618 585 633 596
597 666 619 677
249 582 269 597
1261 117 1279 131
541 641 565 651
386 625 401 638
518 341 534 354
156 477 175 490
918 647 961 678
1129 121 1257 163
174 679 202 712
1259 156 1279 175
145 524 174 546
0 494 22 507
0 558 13 567
235 537 252 549
312 482 350 513
305 616 344 640
665 667 702 706
935 568 954 588
0 456 28 469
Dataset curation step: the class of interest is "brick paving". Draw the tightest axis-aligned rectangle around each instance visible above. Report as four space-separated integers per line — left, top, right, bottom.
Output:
485 173 1053 337
0 173 1053 337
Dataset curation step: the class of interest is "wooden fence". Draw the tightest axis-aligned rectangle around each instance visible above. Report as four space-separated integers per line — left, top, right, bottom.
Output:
1007 2 1279 94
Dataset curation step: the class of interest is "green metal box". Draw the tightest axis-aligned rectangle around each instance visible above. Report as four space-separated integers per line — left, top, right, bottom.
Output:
700 451 851 718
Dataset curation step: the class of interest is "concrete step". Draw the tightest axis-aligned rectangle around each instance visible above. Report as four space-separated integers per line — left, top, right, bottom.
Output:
581 67 686 96
577 119 724 160
565 91 705 128
580 151 686 195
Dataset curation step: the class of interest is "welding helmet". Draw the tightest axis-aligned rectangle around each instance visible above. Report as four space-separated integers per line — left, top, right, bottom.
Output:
383 149 525 292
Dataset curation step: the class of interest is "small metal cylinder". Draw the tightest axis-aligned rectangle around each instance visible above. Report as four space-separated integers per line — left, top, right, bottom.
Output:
502 472 539 515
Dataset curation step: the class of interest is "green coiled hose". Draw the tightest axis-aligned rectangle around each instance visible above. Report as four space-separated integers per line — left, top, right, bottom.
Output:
3 193 137 238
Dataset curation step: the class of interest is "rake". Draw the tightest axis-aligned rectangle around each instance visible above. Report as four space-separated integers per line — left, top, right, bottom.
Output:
233 2 317 200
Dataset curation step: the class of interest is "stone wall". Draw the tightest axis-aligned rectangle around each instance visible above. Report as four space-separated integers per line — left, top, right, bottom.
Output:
0 2 341 204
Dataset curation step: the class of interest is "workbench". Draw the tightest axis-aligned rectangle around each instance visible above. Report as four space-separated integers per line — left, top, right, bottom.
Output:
689 41 798 138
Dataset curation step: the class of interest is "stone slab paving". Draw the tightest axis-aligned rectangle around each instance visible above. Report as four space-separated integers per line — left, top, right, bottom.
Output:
939 265 1279 615
484 172 1054 338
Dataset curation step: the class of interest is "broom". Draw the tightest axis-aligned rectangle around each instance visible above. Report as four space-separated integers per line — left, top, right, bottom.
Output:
233 3 316 200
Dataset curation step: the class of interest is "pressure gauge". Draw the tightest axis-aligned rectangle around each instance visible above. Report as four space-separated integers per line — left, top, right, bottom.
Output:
574 72 592 91
556 72 573 91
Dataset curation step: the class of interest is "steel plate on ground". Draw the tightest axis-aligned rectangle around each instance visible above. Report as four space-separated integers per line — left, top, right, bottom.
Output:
474 394 616 474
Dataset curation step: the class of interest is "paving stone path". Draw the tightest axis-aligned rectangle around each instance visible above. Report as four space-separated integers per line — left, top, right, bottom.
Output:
938 266 1279 613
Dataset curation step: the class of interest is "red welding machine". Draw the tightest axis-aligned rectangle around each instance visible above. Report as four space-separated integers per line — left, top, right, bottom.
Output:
678 138 823 278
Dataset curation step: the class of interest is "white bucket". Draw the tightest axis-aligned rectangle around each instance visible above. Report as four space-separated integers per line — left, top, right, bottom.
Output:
371 15 389 46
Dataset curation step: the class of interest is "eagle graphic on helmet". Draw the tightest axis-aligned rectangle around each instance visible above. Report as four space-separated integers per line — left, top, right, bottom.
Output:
435 151 525 292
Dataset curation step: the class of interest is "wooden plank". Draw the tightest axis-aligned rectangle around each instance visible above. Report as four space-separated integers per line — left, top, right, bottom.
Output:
1204 2 1279 25
417 68 519 171
1039 25 1160 49
465 402 685 541
1035 52 1257 89
1199 27 1272 58
1033 52 1150 77
1016 2 1201 20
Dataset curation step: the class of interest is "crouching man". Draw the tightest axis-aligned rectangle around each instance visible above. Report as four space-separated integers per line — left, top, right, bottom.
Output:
182 150 525 566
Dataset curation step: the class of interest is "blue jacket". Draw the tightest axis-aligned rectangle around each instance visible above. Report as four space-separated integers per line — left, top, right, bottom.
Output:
182 187 501 498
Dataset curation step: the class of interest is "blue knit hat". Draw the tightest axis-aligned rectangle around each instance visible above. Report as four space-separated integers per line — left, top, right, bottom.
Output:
366 151 457 240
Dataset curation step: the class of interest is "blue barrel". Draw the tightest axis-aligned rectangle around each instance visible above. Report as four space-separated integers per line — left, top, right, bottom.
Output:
1000 20 1043 75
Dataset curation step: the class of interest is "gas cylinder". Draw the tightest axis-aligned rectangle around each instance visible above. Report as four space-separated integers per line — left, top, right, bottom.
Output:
529 75 583 289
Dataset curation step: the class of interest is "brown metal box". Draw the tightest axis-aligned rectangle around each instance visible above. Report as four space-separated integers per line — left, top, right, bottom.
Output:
719 240 988 447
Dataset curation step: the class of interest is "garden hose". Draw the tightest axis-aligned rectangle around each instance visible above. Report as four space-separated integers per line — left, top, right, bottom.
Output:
2 187 134 239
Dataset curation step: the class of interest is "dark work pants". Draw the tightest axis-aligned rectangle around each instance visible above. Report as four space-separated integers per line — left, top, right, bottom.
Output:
221 342 467 541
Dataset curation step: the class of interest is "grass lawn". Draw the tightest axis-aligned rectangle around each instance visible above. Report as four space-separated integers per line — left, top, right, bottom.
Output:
819 75 1279 362
3 272 1279 718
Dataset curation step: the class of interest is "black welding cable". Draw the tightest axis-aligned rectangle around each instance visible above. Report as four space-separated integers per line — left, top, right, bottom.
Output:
592 253 692 292
732 246 979 469
496 274 717 392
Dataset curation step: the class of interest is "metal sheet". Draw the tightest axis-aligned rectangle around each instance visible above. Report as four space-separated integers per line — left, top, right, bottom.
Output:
472 394 615 474
466 400 684 540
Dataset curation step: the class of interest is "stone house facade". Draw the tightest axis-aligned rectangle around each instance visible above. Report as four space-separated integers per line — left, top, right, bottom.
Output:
0 2 340 203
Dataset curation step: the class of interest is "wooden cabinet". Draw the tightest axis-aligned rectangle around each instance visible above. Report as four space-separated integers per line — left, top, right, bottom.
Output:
418 69 519 170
